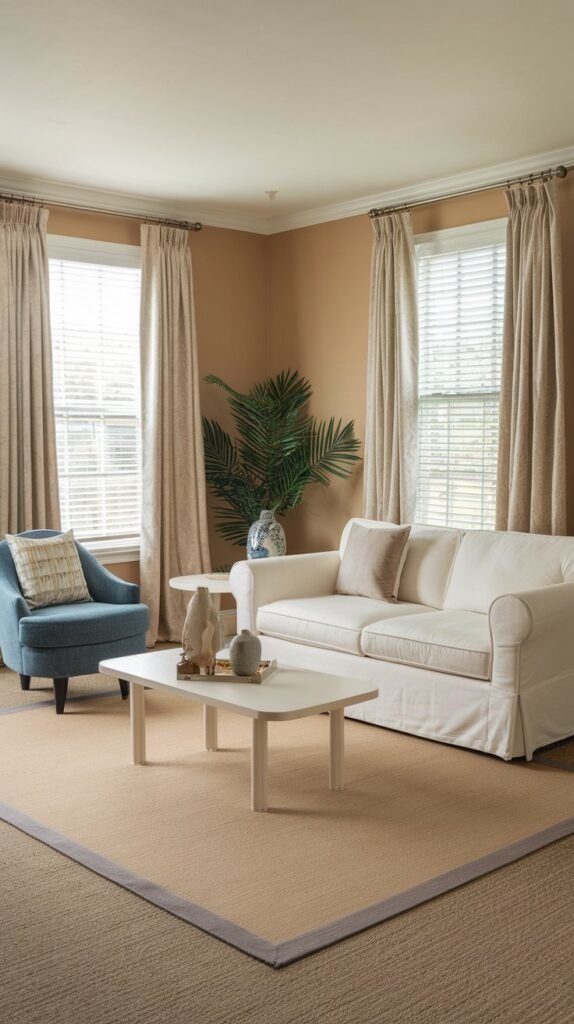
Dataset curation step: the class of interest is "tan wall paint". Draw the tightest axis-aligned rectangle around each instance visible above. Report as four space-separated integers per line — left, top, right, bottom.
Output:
268 182 574 552
108 561 140 585
47 207 268 572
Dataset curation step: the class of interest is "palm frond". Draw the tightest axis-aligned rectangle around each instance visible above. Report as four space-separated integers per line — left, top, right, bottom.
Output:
203 371 362 544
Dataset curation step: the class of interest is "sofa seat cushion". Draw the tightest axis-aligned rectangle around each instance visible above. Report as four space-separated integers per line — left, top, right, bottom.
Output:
361 610 492 681
19 602 149 649
257 595 434 655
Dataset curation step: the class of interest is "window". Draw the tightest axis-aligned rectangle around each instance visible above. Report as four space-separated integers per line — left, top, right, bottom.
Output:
415 221 507 530
48 237 141 554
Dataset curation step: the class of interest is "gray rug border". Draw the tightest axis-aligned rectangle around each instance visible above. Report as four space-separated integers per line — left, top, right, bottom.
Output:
0 802 279 966
1 799 574 968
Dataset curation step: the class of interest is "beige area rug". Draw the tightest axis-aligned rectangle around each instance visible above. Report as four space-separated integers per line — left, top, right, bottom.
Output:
0 664 119 709
0 685 573 967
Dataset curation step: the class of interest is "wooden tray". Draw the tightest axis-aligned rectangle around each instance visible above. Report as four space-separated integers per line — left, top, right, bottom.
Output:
177 657 277 685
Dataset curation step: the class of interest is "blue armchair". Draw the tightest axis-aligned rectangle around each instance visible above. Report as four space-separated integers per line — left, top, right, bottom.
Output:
0 530 149 714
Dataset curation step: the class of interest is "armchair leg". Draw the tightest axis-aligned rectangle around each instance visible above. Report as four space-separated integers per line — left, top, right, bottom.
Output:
20 674 31 692
53 678 69 715
119 678 130 700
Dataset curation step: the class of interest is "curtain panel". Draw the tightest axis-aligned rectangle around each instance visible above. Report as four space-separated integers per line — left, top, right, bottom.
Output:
364 211 419 524
496 180 566 535
0 202 60 536
140 224 211 645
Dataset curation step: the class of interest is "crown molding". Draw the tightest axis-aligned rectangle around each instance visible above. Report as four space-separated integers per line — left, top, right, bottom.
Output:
0 172 265 235
1 143 573 238
263 144 574 234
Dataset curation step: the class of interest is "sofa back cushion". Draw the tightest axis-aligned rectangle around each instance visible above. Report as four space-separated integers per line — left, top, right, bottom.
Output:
339 520 463 609
444 530 574 613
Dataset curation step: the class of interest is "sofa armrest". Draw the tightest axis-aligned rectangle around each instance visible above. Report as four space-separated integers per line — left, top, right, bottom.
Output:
0 575 30 672
76 546 141 605
230 551 341 632
489 581 574 695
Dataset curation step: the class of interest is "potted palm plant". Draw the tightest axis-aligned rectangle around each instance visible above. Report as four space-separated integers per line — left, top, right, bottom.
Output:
202 370 361 557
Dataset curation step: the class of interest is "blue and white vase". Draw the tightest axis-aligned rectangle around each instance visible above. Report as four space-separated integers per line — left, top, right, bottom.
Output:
247 510 286 560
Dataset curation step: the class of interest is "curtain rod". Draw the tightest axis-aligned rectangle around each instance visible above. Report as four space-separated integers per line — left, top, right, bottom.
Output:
0 190 203 231
368 164 569 219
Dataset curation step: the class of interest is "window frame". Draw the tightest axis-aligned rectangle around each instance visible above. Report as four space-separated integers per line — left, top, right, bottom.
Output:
47 235 142 564
414 218 507 531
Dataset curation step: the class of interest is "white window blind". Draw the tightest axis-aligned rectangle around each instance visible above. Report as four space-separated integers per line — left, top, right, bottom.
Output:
415 222 506 530
48 239 141 545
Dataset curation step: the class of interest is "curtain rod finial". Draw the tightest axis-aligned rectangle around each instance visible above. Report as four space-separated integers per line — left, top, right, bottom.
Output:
555 165 567 179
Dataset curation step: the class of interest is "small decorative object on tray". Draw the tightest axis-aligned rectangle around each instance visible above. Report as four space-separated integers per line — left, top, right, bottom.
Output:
206 572 230 580
229 629 262 676
177 655 277 684
181 586 223 676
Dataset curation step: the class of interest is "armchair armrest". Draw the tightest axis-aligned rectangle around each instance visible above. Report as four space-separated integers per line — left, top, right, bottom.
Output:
76 546 140 605
230 551 341 632
0 573 30 672
489 581 574 696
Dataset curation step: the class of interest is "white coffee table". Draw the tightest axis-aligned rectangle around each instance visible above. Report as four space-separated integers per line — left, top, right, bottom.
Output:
99 649 378 812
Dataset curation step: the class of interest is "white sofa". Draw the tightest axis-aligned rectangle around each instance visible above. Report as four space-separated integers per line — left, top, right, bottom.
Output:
230 518 574 760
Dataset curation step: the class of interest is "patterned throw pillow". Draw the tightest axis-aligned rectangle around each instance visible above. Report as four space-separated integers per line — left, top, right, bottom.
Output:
5 530 92 609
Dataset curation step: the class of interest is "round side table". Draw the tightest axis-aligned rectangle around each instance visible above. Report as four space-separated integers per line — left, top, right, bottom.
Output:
169 573 232 612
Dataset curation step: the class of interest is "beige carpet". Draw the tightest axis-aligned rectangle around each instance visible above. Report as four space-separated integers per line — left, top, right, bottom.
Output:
1 671 573 965
0 664 119 708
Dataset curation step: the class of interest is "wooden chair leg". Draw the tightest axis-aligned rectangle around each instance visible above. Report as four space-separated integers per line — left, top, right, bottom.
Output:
53 677 69 714
119 678 130 700
20 674 31 691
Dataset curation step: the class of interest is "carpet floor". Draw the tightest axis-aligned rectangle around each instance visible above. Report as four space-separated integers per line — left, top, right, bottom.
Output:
1 669 574 1022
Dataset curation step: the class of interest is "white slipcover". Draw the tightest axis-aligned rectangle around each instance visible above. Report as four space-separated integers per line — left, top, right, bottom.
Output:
257 595 432 655
229 521 574 760
340 519 462 609
361 610 491 681
445 529 574 613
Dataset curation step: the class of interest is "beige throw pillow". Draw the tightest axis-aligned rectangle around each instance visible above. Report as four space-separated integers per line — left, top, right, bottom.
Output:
6 530 91 609
336 523 411 603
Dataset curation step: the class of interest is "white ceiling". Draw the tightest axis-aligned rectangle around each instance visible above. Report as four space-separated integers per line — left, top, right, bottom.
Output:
2 0 573 232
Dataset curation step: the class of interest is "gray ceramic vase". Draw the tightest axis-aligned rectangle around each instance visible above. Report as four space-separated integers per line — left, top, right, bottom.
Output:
229 629 262 676
247 509 287 560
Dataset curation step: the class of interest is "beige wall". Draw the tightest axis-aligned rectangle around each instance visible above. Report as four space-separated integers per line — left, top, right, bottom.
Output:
268 181 574 552
47 207 268 572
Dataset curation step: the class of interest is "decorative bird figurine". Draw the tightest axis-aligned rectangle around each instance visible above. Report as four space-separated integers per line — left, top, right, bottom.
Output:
181 587 223 676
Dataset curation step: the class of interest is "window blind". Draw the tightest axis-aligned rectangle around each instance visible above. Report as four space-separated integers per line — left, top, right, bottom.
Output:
49 257 142 543
415 235 506 530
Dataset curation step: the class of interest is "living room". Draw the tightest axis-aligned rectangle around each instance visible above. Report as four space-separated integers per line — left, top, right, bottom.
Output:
2 2 574 1022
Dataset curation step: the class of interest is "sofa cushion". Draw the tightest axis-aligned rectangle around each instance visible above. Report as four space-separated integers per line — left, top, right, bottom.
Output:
257 595 433 655
19 602 149 649
339 520 462 609
361 610 491 681
444 530 574 614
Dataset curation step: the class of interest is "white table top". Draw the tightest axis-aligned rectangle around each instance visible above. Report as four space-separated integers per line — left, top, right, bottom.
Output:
99 648 378 722
169 573 232 594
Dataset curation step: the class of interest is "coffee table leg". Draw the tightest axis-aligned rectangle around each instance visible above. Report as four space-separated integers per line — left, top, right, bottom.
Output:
329 708 344 791
131 682 146 765
251 718 268 811
204 705 218 751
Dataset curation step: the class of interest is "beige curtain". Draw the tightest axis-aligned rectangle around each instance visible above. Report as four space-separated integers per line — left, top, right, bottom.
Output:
364 211 418 523
496 180 566 535
0 202 60 535
140 224 211 644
